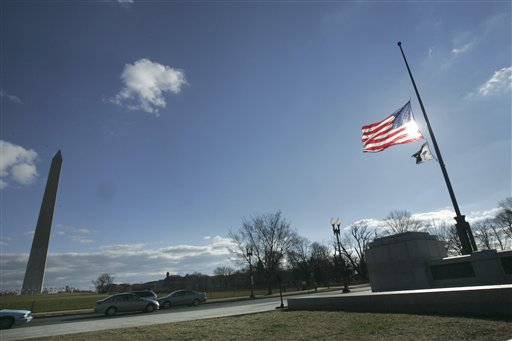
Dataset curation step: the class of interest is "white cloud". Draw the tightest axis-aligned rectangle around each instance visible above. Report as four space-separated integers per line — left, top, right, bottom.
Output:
441 39 475 68
0 90 21 103
116 0 134 10
352 207 494 232
412 209 455 224
71 236 93 244
0 236 234 291
24 230 35 238
0 236 12 247
100 243 147 253
55 224 93 244
451 42 473 56
105 0 133 5
477 67 512 96
110 58 187 116
10 163 38 184
466 207 503 223
0 140 38 188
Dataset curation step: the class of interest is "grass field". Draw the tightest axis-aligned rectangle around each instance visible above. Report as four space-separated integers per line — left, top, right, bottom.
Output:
0 292 105 313
0 289 279 313
25 310 512 341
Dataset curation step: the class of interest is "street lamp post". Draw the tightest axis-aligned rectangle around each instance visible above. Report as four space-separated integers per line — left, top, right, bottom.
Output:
331 218 350 293
246 245 255 299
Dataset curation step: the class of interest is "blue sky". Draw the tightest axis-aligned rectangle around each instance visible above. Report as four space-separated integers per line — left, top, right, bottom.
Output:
1 1 510 291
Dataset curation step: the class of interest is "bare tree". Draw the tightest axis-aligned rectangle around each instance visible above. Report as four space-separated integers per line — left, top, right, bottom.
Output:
341 220 378 279
309 242 334 286
229 211 299 294
474 218 508 250
428 220 462 256
384 210 424 234
92 273 114 293
495 197 512 240
213 266 236 289
474 220 494 250
287 236 311 287
213 266 235 277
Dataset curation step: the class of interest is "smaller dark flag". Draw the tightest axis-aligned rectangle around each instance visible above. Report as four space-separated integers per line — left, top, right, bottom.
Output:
412 142 434 164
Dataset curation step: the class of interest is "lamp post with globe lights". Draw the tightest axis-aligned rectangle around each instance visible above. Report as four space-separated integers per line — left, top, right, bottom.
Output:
331 218 350 293
246 245 255 299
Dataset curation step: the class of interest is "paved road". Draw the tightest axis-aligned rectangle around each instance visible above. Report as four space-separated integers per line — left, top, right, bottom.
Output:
1 288 368 341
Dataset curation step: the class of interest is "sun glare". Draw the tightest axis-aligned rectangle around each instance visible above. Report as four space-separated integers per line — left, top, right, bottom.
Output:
404 121 422 139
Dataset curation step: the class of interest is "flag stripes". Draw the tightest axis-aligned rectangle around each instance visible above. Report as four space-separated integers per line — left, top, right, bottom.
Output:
362 101 424 152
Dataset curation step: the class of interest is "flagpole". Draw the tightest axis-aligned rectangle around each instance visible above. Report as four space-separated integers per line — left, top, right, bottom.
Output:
397 41 477 254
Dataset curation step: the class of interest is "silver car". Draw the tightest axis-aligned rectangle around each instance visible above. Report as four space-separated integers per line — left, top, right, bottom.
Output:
158 290 207 309
128 290 157 300
0 309 33 329
94 293 159 316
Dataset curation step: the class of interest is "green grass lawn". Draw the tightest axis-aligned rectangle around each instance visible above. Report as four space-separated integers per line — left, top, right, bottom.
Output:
25 310 512 341
0 292 106 313
0 289 281 313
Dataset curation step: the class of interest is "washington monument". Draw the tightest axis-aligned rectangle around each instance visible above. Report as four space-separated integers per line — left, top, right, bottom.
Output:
21 150 62 295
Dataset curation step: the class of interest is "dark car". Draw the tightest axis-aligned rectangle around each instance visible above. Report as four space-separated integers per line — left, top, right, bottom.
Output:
128 290 157 300
94 293 159 316
158 290 207 309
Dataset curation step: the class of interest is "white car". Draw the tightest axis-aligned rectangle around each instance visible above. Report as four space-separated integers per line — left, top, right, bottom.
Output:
0 309 33 329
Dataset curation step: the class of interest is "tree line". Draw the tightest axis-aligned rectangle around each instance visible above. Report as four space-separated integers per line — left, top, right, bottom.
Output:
93 197 511 294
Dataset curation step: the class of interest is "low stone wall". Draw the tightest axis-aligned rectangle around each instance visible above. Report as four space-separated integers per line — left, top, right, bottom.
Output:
287 285 512 317
428 250 512 288
366 232 512 292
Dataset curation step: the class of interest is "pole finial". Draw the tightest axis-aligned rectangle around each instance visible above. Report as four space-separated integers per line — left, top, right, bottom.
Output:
397 41 402 47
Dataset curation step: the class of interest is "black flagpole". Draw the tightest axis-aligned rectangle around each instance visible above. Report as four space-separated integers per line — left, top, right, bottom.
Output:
397 41 477 255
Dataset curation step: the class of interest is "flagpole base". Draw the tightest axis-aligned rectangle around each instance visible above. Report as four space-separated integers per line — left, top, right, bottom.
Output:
455 215 478 255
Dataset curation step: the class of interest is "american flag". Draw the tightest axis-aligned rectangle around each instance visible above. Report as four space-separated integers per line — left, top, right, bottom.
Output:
361 101 424 153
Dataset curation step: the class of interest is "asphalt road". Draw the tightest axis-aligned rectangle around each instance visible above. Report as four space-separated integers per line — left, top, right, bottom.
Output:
1 288 362 341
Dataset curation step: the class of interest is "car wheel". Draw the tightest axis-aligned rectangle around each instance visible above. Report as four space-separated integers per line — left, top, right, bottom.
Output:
105 307 117 316
0 317 14 329
192 298 200 306
163 301 171 309
145 304 156 313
